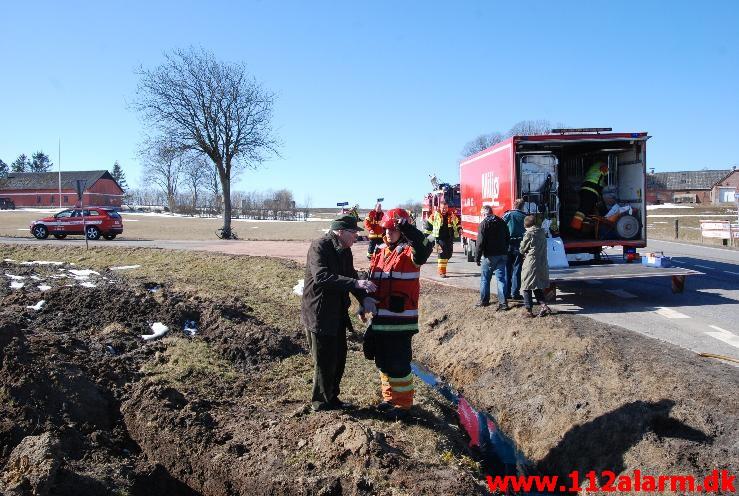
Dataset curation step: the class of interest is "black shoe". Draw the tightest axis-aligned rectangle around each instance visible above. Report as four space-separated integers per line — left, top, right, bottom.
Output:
383 407 410 421
511 294 523 301
496 304 509 312
330 398 356 410
475 301 489 308
375 401 394 413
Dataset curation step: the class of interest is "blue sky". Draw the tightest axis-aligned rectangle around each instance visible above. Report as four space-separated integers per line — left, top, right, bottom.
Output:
1 0 738 208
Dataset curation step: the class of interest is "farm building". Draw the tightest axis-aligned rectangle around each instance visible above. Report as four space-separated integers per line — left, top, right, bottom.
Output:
0 170 125 208
646 168 739 204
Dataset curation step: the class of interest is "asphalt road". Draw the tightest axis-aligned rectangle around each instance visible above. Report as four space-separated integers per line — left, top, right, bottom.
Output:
3 235 738 364
419 239 739 364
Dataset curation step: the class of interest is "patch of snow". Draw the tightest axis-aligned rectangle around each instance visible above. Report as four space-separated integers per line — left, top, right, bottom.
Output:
38 285 52 291
21 260 64 266
646 203 694 210
293 279 304 296
5 274 26 280
319 229 330 233
68 269 100 280
17 228 30 231
4 259 17 262
50 274 67 279
142 322 169 341
26 300 45 311
10 281 24 289
79 281 97 288
110 265 142 271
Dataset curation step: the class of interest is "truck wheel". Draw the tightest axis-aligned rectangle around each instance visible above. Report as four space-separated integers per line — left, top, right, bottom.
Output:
466 240 476 262
85 226 101 240
32 225 49 239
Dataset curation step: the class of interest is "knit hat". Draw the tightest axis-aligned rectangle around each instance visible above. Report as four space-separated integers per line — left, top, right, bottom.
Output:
330 215 363 232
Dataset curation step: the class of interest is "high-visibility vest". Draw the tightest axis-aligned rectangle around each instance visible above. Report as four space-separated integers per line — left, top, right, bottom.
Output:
430 211 459 238
368 243 421 334
581 164 607 195
364 210 384 239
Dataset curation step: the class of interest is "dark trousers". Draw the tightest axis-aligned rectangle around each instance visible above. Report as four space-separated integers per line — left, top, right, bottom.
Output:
306 328 347 408
374 333 412 378
437 237 453 259
367 237 382 256
505 243 523 298
578 184 601 217
523 289 545 309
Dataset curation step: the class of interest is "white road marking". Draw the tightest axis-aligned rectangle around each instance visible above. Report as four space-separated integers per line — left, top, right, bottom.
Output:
693 264 713 270
655 307 691 319
606 289 638 299
724 271 739 276
705 325 739 349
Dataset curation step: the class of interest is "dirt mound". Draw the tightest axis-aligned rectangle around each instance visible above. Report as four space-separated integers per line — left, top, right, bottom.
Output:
415 283 739 486
0 259 488 494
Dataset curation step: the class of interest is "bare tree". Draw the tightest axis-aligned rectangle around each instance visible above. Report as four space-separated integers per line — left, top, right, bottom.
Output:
134 47 279 238
461 132 505 157
182 153 209 211
140 138 183 213
506 119 553 137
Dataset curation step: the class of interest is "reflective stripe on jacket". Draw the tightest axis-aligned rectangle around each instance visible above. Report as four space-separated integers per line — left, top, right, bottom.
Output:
430 211 459 238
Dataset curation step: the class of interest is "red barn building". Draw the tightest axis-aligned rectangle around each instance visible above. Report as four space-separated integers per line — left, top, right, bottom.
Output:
0 170 125 208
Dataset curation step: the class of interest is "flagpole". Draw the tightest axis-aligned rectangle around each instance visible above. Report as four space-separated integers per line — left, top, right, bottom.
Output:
58 139 62 207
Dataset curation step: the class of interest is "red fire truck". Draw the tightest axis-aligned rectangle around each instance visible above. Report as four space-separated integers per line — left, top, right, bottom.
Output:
458 128 698 292
421 175 460 224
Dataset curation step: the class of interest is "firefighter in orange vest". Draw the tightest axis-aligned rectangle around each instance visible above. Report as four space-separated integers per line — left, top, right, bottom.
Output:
360 207 433 421
364 202 384 259
429 202 460 277
570 161 609 231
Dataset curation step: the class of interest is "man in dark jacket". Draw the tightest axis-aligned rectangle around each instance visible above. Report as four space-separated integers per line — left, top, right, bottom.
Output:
301 215 377 411
502 199 527 300
475 205 510 310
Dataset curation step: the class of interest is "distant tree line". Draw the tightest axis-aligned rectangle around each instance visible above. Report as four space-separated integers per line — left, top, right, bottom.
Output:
461 119 567 157
0 151 54 176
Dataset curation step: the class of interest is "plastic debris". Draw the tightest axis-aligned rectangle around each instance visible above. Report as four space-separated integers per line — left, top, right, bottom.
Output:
26 300 45 311
10 281 24 289
293 279 304 296
183 320 198 337
141 322 169 341
105 345 117 355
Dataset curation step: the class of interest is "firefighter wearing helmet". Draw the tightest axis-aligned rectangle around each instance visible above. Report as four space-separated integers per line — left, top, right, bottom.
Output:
570 160 609 232
359 207 433 421
364 202 384 260
429 202 460 277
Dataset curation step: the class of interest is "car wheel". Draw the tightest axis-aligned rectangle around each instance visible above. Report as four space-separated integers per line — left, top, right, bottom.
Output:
32 225 49 239
53 233 67 239
85 226 101 240
103 233 116 240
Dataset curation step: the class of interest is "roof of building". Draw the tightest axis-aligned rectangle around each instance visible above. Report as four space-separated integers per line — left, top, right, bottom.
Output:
646 169 733 190
0 170 122 192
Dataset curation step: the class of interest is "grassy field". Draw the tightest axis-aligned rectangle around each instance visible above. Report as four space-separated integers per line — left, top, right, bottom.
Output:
0 209 333 241
646 204 739 248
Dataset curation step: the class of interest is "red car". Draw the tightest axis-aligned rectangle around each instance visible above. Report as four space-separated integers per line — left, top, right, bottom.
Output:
30 208 124 240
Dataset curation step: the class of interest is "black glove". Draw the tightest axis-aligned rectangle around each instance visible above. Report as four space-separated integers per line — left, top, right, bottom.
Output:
362 325 376 360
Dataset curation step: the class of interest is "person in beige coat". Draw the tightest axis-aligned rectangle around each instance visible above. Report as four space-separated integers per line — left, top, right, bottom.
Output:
519 215 552 317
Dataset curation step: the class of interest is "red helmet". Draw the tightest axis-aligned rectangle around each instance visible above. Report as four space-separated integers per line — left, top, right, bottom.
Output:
380 208 410 229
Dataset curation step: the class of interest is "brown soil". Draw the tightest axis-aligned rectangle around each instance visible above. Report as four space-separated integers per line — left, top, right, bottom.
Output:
0 260 485 495
415 283 739 491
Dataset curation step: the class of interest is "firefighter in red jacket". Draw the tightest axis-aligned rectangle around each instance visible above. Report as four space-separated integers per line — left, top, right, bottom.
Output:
364 202 384 259
360 208 433 421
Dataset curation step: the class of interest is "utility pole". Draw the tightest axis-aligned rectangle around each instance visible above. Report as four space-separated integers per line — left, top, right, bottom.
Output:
58 139 62 208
